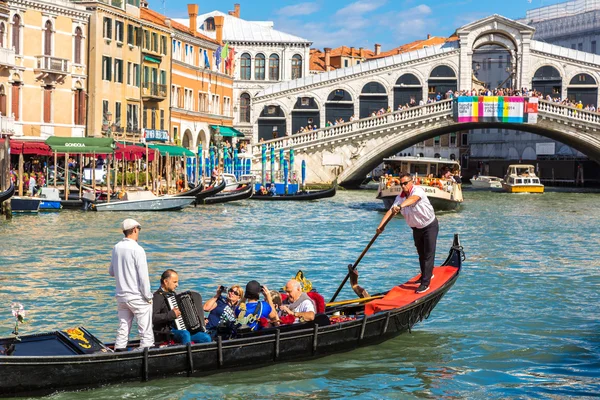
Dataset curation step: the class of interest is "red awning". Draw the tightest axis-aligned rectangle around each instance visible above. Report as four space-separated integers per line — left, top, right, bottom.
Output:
0 139 53 156
115 142 155 161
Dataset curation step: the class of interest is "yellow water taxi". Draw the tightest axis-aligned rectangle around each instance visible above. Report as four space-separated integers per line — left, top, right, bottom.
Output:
502 164 544 193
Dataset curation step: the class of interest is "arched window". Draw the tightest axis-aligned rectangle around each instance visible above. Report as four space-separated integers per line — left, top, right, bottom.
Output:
0 23 5 48
44 20 52 56
269 53 279 80
291 54 302 79
240 53 251 80
255 53 265 80
239 93 250 123
74 27 82 64
12 15 21 54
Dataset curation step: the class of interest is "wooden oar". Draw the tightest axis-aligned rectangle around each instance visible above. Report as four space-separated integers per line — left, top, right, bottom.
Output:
326 294 385 308
329 211 396 303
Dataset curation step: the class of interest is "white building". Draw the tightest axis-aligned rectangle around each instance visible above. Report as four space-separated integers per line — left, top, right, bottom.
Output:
175 4 311 140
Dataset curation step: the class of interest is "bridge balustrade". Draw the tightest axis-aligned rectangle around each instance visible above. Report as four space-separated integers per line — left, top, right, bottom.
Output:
538 100 600 126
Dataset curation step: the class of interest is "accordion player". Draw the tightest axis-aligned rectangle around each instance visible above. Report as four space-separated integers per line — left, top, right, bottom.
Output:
153 287 210 344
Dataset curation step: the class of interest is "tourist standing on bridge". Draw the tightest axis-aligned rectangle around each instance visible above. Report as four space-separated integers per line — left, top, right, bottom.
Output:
376 172 438 294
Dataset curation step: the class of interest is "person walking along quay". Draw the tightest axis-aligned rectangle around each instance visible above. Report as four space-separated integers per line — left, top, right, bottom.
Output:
109 218 154 351
377 172 439 293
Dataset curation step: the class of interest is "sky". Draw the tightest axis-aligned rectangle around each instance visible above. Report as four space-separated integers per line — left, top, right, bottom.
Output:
159 0 569 50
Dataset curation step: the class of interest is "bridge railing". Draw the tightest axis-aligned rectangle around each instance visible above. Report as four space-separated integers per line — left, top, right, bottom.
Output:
252 99 454 155
538 100 600 125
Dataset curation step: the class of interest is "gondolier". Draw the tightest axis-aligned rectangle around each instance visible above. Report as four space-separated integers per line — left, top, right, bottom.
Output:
376 172 439 294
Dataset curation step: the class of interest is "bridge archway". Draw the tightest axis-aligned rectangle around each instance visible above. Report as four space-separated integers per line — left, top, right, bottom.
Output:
258 105 286 141
291 96 320 134
359 82 388 118
427 65 457 99
567 73 598 106
325 89 353 123
394 73 422 109
532 66 562 98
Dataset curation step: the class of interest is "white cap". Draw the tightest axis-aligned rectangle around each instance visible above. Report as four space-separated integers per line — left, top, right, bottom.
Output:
121 218 140 231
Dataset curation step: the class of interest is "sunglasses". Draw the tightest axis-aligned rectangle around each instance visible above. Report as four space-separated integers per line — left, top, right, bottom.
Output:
137 226 142 231
400 180 412 186
228 288 240 296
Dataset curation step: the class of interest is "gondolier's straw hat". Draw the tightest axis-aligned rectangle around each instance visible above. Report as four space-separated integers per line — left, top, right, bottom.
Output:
122 218 141 231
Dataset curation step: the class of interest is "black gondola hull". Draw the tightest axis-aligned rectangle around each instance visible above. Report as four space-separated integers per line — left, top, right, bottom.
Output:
0 182 15 204
199 184 253 205
251 185 336 201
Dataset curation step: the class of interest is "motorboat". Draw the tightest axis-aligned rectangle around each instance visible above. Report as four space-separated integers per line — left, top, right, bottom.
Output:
470 175 503 190
376 156 463 211
38 187 63 210
10 196 42 213
502 164 544 193
93 191 195 211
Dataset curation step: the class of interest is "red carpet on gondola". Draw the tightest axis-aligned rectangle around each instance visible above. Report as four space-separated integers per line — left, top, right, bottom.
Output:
365 265 459 316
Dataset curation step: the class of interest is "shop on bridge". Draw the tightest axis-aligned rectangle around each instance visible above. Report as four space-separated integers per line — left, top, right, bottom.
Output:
359 82 388 118
291 97 320 134
428 65 457 100
567 73 598 107
325 89 354 123
258 105 286 141
532 66 562 98
394 73 422 109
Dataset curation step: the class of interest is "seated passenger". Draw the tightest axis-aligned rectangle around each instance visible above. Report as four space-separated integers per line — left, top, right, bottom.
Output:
279 279 315 323
269 184 277 196
258 185 268 195
203 284 244 339
235 280 278 331
152 269 211 345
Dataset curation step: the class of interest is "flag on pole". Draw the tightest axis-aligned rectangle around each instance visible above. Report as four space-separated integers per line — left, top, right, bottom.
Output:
220 43 229 59
215 46 222 69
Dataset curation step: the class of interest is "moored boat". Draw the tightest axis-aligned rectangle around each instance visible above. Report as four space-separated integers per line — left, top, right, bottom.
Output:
470 175 503 190
377 156 463 211
0 235 463 397
38 187 63 210
502 164 544 193
93 191 195 211
0 182 15 204
10 196 41 213
194 179 226 201
199 183 253 205
251 181 337 201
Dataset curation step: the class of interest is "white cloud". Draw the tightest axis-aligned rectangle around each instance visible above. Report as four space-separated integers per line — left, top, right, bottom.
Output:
335 0 387 17
380 4 435 44
276 2 320 17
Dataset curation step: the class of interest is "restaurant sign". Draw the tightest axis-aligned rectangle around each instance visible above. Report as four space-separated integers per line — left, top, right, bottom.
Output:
143 129 169 142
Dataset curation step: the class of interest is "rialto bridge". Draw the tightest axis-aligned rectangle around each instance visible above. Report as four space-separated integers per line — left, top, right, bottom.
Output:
246 15 600 184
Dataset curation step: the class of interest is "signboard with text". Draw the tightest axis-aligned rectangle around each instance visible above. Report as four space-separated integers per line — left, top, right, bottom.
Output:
454 96 540 124
143 129 169 142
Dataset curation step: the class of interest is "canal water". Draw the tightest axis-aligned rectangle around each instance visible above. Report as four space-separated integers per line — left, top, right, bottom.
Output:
1 189 599 399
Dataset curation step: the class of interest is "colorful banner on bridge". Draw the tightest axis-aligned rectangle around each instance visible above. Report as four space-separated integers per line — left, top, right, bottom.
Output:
455 96 531 123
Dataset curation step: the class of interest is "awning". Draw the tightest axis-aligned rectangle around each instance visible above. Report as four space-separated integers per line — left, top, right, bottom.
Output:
45 137 115 154
144 55 161 64
146 143 195 157
210 125 245 138
0 139 52 156
115 142 155 161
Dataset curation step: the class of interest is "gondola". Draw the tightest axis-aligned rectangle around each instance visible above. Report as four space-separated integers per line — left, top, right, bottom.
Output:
0 235 463 397
172 182 205 198
198 183 253 205
251 181 337 201
194 179 226 201
0 182 15 204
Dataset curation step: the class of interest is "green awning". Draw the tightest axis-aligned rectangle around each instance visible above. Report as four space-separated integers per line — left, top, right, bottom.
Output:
210 125 245 138
144 55 161 64
45 137 115 154
146 144 194 157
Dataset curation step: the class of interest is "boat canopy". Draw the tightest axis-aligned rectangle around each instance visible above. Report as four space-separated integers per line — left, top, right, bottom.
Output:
45 137 115 154
145 143 195 157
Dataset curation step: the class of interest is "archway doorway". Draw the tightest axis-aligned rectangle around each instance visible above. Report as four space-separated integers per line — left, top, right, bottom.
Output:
325 89 353 123
258 105 286 141
428 65 457 99
182 129 193 149
472 44 514 90
394 73 422 109
567 73 598 106
532 66 562 98
359 82 387 118
291 96 320 133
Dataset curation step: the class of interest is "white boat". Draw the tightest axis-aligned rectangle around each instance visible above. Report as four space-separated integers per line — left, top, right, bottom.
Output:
470 175 503 190
93 191 195 211
502 164 544 193
376 156 463 211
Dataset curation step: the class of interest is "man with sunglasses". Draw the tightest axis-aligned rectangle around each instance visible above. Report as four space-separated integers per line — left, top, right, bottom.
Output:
109 218 154 350
377 172 439 294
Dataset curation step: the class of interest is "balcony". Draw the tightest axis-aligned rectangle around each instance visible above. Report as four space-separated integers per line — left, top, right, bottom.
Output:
141 82 167 102
34 56 69 83
0 47 15 68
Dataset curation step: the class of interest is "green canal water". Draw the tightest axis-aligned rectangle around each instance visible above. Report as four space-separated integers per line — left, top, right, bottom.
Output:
1 189 599 399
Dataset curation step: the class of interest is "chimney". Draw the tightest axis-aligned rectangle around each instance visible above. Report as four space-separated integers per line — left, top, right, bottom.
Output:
427 33 431 39
214 15 224 44
374 43 381 55
324 47 331 71
359 47 364 58
350 46 354 59
234 3 240 18
141 0 148 8
187 4 198 32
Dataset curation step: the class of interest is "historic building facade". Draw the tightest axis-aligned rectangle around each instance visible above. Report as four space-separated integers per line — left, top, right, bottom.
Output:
0 0 89 139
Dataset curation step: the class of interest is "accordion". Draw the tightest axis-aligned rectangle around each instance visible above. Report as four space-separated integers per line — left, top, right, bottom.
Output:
164 291 205 334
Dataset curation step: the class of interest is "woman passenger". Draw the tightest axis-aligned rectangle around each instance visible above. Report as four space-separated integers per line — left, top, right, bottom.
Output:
203 284 244 339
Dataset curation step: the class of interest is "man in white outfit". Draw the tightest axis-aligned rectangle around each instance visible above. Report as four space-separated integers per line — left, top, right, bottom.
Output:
109 218 154 350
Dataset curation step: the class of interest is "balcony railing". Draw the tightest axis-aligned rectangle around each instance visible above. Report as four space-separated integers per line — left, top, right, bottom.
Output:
0 47 15 68
35 56 69 74
142 83 167 97
0 114 15 135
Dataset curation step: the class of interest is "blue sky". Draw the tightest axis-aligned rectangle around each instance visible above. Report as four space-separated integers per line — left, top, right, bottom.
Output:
160 0 568 50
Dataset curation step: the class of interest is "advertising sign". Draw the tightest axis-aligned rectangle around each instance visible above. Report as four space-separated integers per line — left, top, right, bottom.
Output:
456 96 525 123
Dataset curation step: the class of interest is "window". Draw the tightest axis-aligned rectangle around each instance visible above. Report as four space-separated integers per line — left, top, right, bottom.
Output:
103 17 112 39
160 109 164 130
204 17 215 31
11 83 20 120
74 27 82 64
44 20 52 56
184 88 193 110
115 21 124 42
185 44 194 64
291 54 302 79
344 59 348 68
114 59 123 83
571 44 576 49
133 64 140 86
0 23 4 48
240 53 251 80
498 55 503 69
434 136 440 146
151 109 156 129
74 88 85 126
255 54 265 80
12 15 21 54
127 62 132 84
461 132 468 146
269 54 279 80
102 100 109 120
578 43 583 51
198 92 207 112
592 41 597 54
450 132 457 147
143 108 148 129
160 35 167 55
152 32 158 52
102 56 112 81
115 101 121 128
239 93 250 123
144 30 150 49
127 103 139 131
160 70 166 86
127 24 134 45
43 86 52 123
224 97 230 116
